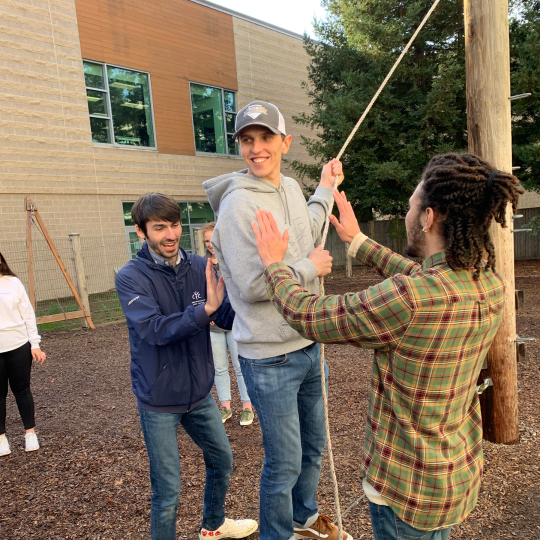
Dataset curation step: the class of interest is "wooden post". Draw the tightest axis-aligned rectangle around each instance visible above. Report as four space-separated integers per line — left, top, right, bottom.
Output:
25 199 95 330
193 228 206 257
69 233 91 328
369 221 375 242
25 197 36 310
464 0 519 444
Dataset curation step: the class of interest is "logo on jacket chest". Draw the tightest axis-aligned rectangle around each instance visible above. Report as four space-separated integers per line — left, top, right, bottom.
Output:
191 291 206 306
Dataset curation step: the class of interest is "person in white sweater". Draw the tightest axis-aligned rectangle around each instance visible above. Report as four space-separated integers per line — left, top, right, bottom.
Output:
0 252 46 456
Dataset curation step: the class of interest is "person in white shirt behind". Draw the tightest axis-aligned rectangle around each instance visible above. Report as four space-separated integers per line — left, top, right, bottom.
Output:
0 252 46 456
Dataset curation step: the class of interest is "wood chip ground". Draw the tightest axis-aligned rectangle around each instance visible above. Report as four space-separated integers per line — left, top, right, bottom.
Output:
2 261 540 539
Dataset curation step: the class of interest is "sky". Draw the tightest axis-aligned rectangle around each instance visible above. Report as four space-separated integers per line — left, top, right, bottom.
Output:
205 0 327 36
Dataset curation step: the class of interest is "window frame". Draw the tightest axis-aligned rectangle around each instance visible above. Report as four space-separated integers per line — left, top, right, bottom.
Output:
189 81 240 158
84 59 158 151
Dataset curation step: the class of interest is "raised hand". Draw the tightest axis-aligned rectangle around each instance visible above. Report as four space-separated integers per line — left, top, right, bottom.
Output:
329 190 362 244
308 246 333 277
251 209 289 269
205 258 225 316
320 158 344 189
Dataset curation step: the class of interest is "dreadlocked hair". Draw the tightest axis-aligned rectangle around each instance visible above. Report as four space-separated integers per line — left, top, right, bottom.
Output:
419 153 524 279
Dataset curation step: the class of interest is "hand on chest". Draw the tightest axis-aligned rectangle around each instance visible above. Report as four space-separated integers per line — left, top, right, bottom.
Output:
270 210 311 259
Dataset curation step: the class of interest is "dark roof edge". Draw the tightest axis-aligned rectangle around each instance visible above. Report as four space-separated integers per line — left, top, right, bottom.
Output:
188 0 306 40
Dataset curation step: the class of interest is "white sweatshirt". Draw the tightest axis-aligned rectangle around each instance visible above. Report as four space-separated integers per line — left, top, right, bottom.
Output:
0 275 41 353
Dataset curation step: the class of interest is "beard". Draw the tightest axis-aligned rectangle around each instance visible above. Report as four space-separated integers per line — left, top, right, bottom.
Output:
404 217 426 259
146 237 179 262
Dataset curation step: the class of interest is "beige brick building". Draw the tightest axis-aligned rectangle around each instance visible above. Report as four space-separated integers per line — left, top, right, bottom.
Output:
1 0 538 309
0 0 315 249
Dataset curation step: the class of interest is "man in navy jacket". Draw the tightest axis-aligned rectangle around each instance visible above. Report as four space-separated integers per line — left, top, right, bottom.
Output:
116 193 257 540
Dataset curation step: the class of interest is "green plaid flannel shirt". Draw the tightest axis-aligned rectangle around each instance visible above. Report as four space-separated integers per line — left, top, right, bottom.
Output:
264 237 505 531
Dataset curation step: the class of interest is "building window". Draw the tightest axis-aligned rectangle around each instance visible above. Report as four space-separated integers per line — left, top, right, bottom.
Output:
190 83 238 156
84 61 156 148
122 201 215 259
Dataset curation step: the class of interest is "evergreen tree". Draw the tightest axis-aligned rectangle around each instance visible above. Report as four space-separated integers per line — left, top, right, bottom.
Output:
511 0 540 192
291 0 540 219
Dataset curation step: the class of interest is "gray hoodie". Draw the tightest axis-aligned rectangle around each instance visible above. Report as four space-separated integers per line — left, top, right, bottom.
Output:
203 170 333 359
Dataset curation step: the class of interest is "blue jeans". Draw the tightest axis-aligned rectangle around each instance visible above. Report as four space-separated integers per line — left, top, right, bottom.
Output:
138 393 233 540
239 342 327 540
210 330 251 403
369 502 452 540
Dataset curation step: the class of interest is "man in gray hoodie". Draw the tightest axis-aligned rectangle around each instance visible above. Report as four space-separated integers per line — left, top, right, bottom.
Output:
203 101 352 540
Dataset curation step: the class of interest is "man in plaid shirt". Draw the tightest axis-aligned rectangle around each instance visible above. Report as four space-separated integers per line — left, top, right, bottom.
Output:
250 154 524 540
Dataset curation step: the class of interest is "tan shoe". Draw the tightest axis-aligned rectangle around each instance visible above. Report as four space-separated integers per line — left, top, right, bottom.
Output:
294 514 353 540
199 518 258 539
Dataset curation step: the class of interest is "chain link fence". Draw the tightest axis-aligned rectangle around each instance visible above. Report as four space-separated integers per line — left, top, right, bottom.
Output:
0 235 135 332
2 212 537 332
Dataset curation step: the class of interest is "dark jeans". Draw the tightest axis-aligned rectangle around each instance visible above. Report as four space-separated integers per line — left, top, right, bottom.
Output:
0 341 35 435
238 342 327 540
369 502 452 540
138 392 233 540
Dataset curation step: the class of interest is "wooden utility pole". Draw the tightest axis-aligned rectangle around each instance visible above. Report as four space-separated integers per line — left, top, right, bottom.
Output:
464 0 519 444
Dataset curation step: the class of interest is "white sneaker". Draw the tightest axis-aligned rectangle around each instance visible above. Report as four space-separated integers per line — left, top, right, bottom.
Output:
25 431 39 452
0 434 10 456
199 518 258 539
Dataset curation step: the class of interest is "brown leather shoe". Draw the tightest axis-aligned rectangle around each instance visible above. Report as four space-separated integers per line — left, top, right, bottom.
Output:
293 514 353 540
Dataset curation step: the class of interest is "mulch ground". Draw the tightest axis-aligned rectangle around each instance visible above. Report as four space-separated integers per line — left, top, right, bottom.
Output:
2 261 540 539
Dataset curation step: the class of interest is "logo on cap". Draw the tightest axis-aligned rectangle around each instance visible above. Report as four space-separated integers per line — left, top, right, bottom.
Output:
244 105 268 119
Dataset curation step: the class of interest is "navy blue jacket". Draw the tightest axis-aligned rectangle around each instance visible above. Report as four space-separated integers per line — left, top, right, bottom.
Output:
115 244 234 410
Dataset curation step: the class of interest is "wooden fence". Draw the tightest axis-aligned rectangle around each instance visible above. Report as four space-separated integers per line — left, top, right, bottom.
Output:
513 207 540 260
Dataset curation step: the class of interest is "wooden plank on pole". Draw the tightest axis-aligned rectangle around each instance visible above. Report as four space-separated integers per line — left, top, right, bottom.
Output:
29 203 95 330
464 0 519 444
517 342 526 363
36 310 85 325
25 197 36 310
515 289 524 310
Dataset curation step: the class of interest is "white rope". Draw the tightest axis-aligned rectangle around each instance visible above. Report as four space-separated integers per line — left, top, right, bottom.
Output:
317 2 442 537
335 0 442 161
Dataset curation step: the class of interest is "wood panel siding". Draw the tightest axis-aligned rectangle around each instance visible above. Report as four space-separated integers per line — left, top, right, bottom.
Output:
74 0 238 155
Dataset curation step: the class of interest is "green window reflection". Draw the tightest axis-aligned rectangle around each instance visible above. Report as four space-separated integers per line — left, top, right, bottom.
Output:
190 84 226 154
123 202 135 226
107 66 155 147
227 135 238 156
190 84 239 155
86 90 108 116
188 202 215 224
224 91 236 112
178 202 189 224
84 61 105 89
90 117 111 144
129 232 141 259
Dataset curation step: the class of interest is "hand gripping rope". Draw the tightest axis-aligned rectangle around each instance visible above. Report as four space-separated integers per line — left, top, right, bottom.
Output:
316 2 441 537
